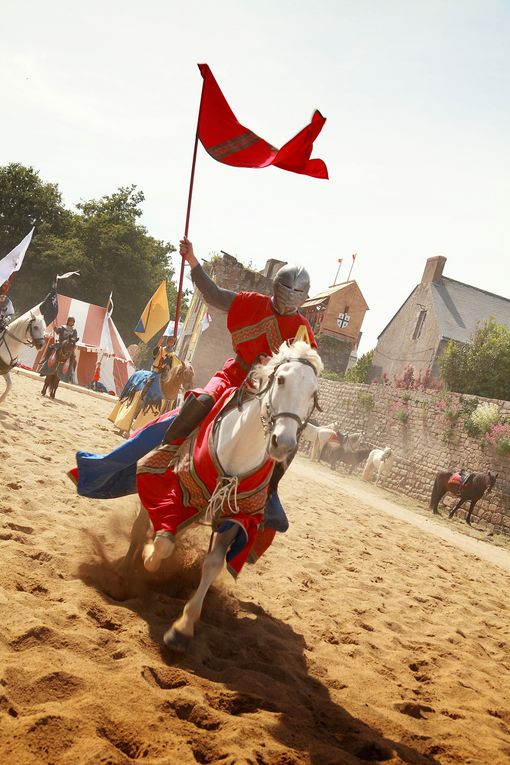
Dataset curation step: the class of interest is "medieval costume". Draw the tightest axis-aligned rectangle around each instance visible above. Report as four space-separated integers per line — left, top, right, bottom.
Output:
70 244 315 573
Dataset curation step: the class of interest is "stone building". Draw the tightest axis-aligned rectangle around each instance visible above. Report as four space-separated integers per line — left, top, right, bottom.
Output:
370 256 510 384
300 281 369 375
176 252 284 387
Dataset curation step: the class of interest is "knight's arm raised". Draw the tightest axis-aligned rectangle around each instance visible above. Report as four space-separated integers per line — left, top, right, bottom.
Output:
190 263 236 312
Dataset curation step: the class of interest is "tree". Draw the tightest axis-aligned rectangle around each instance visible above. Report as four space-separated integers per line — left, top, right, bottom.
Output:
440 318 510 400
345 349 374 383
0 163 70 255
1 165 185 342
72 186 178 340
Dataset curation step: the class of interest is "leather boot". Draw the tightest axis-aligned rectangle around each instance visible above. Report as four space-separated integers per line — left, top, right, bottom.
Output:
162 393 214 444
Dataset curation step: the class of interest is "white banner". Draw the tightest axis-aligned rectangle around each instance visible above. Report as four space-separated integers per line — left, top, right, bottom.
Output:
0 228 34 285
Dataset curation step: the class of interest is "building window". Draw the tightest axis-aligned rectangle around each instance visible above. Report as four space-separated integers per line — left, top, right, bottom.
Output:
413 310 427 339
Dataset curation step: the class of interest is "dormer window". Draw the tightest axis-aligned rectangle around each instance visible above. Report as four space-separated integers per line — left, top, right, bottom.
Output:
413 310 427 339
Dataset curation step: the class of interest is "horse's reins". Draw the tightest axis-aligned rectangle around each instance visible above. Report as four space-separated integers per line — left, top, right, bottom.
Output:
205 356 321 550
260 358 322 439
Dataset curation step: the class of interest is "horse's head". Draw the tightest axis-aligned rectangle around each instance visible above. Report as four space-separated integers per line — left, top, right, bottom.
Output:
59 339 76 358
27 313 46 349
252 341 323 462
487 471 498 492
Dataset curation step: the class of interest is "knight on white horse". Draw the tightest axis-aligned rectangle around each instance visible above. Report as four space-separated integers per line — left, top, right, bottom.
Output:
0 311 46 403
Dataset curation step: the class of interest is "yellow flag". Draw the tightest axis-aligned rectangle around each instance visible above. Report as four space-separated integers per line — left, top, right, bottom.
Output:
294 324 311 345
134 280 170 343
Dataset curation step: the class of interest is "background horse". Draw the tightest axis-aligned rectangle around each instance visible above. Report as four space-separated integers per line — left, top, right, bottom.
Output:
362 446 395 484
0 312 46 403
320 431 369 473
109 360 194 436
430 469 497 525
302 421 339 460
160 360 195 412
40 339 77 398
124 341 323 652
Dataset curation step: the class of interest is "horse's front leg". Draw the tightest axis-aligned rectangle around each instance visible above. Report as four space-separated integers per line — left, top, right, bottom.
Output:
466 500 477 526
0 372 12 404
143 531 175 573
164 524 238 652
448 498 464 519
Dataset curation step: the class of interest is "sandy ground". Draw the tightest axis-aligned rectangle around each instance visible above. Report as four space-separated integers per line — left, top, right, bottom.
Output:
1 371 510 765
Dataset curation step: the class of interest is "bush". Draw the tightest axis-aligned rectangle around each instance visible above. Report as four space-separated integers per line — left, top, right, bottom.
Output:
345 349 374 384
440 318 510 400
486 423 510 455
321 370 344 381
469 402 500 434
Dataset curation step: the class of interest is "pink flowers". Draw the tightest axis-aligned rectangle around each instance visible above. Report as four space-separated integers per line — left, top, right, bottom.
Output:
485 422 510 455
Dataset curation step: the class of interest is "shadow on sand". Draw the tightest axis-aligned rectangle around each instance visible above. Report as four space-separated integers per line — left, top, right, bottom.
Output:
78 529 441 765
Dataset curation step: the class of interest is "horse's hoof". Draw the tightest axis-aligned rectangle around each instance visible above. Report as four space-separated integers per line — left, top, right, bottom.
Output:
163 627 191 653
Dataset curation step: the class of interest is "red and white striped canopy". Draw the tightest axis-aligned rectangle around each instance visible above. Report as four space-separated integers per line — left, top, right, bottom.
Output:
20 294 135 395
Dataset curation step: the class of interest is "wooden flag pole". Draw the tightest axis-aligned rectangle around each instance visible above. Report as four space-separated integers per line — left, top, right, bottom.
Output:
173 76 205 339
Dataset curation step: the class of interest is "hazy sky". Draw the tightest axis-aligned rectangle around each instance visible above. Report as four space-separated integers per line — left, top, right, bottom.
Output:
2 0 509 354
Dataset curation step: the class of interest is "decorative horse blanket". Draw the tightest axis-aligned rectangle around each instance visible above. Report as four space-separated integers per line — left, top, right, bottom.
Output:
447 470 474 493
39 346 75 383
69 388 288 578
136 388 275 578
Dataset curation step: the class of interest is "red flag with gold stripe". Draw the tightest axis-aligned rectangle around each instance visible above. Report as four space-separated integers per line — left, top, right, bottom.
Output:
197 64 328 180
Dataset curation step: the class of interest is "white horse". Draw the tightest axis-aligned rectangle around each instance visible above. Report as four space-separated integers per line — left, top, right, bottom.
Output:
302 421 338 461
362 447 394 484
125 341 323 652
0 312 46 403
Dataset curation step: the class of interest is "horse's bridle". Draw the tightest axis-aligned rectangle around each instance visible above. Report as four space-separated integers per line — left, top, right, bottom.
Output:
0 318 43 367
253 357 322 438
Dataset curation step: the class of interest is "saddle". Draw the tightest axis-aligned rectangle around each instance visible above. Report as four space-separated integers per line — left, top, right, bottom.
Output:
447 470 474 493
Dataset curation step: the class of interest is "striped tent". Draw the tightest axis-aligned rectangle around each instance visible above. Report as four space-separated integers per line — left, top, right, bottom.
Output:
19 294 135 395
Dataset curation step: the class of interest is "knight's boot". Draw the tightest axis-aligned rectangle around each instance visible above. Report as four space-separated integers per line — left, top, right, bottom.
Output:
162 393 214 445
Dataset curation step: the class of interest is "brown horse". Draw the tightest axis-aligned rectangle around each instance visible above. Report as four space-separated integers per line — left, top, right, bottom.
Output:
160 359 194 406
430 469 497 525
41 340 77 399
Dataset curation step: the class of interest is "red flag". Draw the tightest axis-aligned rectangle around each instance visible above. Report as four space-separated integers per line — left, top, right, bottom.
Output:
352 253 357 261
197 64 328 180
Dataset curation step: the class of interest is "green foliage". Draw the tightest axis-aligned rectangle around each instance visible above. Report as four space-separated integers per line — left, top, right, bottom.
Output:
1 164 186 342
321 370 344 381
469 402 500 434
440 318 510 400
441 424 460 443
357 391 375 411
345 349 374 383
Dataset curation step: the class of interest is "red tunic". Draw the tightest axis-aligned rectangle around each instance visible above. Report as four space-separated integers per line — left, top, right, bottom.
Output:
136 387 275 577
200 292 316 400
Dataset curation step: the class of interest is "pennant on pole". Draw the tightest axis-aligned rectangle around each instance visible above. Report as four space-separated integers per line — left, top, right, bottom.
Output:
0 229 34 287
105 292 114 317
38 288 58 326
56 270 80 281
134 281 170 343
197 64 328 179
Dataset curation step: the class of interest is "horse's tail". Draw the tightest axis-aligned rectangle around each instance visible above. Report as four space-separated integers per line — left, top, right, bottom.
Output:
430 473 444 509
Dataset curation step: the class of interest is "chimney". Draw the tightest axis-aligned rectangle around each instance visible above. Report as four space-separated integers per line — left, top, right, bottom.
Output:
421 256 446 284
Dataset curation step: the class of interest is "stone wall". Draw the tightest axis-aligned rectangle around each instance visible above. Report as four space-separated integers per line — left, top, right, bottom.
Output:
300 380 510 534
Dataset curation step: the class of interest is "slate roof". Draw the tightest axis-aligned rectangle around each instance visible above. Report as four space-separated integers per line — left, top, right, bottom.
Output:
432 277 510 344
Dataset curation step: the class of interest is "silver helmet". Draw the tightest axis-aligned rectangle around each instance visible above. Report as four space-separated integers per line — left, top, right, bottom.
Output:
273 264 310 314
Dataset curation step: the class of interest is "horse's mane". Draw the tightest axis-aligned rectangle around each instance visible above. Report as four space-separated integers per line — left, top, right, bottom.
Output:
9 311 46 331
252 341 323 386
